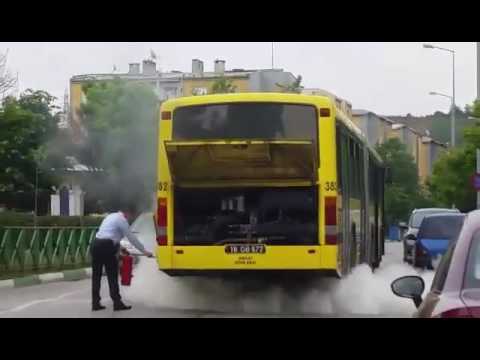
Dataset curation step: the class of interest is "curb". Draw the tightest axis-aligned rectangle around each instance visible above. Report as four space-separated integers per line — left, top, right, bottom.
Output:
0 268 92 289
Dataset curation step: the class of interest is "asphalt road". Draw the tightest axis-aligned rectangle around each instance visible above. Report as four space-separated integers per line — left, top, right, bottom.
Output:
0 214 435 318
0 277 389 318
0 277 417 318
0 242 433 318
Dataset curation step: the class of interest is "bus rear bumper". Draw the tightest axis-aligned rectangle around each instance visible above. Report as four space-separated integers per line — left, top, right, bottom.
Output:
161 269 340 279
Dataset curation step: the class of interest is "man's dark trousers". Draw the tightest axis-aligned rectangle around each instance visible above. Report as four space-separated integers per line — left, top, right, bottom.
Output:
91 239 121 305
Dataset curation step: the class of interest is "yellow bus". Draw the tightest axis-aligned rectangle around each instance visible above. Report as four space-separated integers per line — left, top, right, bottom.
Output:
154 93 385 277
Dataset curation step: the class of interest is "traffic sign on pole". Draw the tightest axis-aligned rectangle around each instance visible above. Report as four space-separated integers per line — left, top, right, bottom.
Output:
472 173 480 191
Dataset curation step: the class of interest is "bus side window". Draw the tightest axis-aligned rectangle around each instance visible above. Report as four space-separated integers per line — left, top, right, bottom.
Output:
341 129 350 197
349 137 355 197
336 125 342 193
348 137 361 199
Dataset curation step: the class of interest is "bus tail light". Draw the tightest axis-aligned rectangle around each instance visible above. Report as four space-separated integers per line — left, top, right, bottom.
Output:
320 108 331 117
325 196 337 245
161 111 172 120
157 198 168 246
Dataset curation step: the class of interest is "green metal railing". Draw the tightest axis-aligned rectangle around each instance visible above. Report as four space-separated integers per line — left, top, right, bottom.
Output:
0 227 98 274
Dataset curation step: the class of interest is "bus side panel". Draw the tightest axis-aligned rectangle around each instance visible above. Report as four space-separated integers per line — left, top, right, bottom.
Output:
157 246 172 269
156 109 173 270
337 123 351 275
319 245 338 270
318 106 340 275
336 193 344 276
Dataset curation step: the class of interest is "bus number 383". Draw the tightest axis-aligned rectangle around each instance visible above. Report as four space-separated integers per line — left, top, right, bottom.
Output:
325 182 337 191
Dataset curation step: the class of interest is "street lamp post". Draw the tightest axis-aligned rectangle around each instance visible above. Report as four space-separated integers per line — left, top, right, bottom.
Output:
429 91 453 117
271 42 275 69
429 91 454 146
477 42 480 101
423 44 456 147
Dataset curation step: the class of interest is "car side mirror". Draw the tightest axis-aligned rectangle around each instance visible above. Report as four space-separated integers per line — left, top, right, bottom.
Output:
399 222 408 229
391 276 425 308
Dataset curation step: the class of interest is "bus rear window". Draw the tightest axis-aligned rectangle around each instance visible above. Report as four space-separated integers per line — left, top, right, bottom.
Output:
172 103 318 142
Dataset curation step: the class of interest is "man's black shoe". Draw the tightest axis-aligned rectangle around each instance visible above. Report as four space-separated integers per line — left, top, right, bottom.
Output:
113 302 132 311
92 303 106 311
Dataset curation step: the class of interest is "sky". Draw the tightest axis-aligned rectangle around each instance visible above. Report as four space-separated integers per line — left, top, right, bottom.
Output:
1 42 477 116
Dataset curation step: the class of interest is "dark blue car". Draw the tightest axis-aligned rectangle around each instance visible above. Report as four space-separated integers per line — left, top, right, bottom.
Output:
413 213 465 269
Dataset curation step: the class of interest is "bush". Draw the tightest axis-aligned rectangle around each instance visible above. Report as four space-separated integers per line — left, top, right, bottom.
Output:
0 211 104 227
0 191 51 215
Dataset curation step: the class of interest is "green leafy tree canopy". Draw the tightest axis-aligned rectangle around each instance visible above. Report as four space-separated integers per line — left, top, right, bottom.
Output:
428 99 480 212
376 138 434 225
210 77 237 94
376 138 418 192
0 89 59 192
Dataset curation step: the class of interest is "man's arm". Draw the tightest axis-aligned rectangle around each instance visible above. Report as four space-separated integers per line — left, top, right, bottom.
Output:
118 219 150 255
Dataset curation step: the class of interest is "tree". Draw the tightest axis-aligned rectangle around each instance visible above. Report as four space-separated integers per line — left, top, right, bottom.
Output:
471 99 480 118
376 138 434 225
428 147 476 211
0 51 17 97
210 77 237 94
276 75 304 93
0 90 59 192
376 138 419 192
75 78 159 210
428 99 480 212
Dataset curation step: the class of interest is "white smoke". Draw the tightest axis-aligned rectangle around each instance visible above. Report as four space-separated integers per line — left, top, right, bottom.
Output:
124 214 435 317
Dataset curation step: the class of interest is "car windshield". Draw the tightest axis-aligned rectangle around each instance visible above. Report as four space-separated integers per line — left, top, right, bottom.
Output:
417 215 465 241
410 209 458 228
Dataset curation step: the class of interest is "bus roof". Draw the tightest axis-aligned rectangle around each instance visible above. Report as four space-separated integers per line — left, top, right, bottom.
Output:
161 92 332 110
161 93 384 165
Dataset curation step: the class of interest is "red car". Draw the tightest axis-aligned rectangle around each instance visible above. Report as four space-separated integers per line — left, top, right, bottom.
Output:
391 210 480 318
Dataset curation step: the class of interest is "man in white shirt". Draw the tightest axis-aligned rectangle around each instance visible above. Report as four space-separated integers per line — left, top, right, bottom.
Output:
91 204 153 311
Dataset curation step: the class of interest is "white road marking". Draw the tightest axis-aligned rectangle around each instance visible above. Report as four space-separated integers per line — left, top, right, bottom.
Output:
0 290 84 315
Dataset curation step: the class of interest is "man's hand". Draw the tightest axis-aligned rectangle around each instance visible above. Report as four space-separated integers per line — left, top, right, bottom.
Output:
144 251 154 258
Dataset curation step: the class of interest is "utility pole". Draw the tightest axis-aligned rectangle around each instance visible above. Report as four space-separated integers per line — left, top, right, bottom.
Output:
477 43 480 209
452 50 456 147
271 42 274 69
477 42 480 100
423 44 456 147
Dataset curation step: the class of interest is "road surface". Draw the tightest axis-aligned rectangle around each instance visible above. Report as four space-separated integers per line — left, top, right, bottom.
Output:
0 214 434 318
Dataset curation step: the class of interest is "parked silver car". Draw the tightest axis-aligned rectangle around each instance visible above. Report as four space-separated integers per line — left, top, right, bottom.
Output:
400 208 460 263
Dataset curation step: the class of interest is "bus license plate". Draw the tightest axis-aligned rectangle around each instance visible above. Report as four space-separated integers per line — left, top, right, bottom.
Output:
225 244 266 254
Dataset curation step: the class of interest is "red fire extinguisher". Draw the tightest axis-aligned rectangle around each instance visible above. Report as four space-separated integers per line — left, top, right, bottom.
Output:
120 249 133 286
